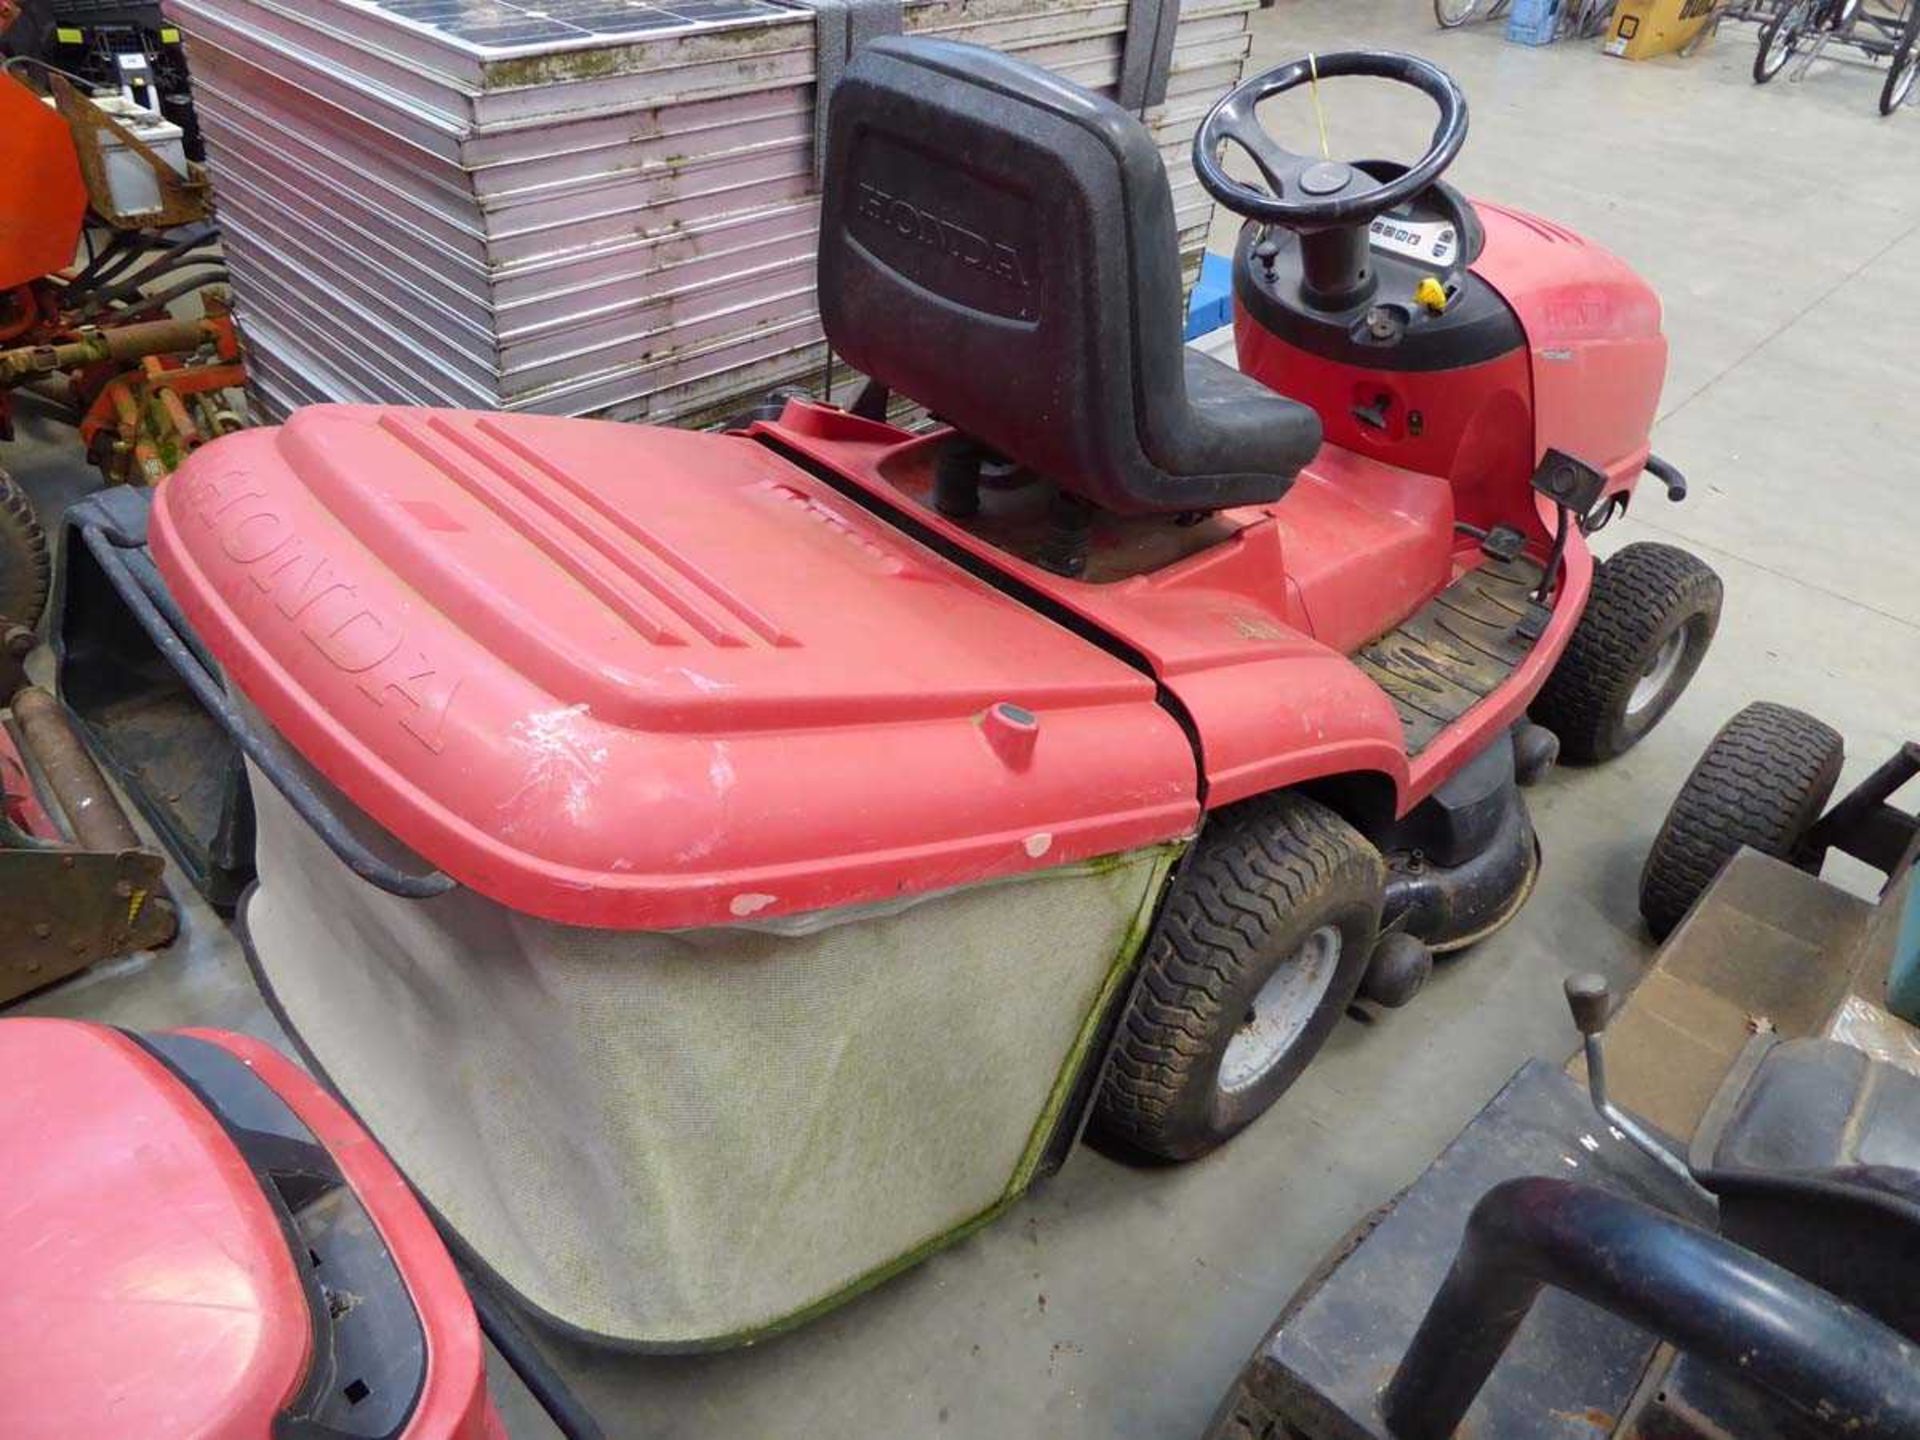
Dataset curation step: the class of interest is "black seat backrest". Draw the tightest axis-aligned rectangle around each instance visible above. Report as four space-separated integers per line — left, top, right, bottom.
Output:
817 37 1316 517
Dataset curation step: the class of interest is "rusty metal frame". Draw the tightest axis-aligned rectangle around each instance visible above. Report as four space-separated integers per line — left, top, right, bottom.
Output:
72 305 248 485
0 302 247 485
1 683 177 1005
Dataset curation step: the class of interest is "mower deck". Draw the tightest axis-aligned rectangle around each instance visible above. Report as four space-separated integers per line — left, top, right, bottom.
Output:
1355 554 1547 754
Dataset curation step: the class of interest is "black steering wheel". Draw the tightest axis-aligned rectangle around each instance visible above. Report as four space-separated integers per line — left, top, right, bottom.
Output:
1194 51 1469 231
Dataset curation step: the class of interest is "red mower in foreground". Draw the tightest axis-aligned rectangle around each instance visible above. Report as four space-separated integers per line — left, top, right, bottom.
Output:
81 37 1721 1348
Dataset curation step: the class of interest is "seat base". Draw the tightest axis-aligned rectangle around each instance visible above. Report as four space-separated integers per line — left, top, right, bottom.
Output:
1270 448 1456 654
872 438 1255 584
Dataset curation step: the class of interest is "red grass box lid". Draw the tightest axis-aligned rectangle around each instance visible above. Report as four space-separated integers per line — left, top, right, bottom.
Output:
151 406 1198 928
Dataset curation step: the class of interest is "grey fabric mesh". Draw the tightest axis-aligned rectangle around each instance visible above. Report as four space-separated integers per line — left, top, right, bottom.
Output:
244 773 1176 1347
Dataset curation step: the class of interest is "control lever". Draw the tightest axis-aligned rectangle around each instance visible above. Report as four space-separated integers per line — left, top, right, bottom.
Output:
1254 233 1281 282
1563 974 1712 1197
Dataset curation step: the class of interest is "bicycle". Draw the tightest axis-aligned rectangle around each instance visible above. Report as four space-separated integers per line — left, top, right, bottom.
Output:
1568 0 1617 36
1754 0 1863 81
1434 0 1511 28
1434 0 1612 36
1754 0 1920 114
1881 2 1919 114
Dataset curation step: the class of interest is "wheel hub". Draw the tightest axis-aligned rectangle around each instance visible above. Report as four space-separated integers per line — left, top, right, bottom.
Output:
1628 628 1687 718
1219 925 1343 1093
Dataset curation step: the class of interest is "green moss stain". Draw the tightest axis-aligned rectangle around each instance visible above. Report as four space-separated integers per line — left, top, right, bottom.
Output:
480 21 806 94
674 844 1188 1351
486 47 626 90
1007 843 1182 1192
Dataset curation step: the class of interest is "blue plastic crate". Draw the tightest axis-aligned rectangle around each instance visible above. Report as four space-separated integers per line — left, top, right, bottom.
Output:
1184 250 1233 340
1505 0 1561 44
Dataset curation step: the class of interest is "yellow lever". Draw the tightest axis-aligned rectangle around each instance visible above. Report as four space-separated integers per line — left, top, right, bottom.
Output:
1415 277 1449 315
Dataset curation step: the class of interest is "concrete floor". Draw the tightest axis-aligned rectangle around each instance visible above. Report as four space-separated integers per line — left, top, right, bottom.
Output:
10 3 1920 1435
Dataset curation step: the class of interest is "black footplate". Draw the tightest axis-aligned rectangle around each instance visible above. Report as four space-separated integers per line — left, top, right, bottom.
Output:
1355 555 1546 755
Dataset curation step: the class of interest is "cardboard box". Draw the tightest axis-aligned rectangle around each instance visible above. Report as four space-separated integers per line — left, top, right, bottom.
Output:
1605 0 1719 60
1506 0 1563 45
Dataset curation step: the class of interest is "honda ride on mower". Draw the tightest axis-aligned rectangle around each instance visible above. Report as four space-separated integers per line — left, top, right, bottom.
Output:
131 38 1720 1347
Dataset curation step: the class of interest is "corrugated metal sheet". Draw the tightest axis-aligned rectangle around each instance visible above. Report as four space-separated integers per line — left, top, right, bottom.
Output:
169 0 1253 423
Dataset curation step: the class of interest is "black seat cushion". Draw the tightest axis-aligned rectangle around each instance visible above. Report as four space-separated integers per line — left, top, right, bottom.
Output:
818 36 1321 517
1702 1038 1920 1341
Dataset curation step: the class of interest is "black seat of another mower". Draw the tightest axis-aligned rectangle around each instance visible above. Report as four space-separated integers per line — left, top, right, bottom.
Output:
1700 1037 1920 1341
817 36 1323 518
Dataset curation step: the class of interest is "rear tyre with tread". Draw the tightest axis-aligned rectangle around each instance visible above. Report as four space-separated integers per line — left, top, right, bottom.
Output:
1639 702 1844 940
1531 542 1722 764
0 465 49 631
1090 792 1384 1163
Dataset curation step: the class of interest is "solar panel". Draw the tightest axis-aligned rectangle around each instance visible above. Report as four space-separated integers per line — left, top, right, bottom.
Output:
341 0 804 55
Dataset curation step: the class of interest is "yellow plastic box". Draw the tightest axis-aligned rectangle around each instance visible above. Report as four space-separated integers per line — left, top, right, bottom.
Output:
1604 0 1718 59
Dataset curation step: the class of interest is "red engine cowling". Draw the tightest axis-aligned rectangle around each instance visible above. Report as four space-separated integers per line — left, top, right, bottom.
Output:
0 74 86 295
1234 199 1667 536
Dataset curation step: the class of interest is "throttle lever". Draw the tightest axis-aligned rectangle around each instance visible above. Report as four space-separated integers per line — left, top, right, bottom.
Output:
1563 973 1712 1197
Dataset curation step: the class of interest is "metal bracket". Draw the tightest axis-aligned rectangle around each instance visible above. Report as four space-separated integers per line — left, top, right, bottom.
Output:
1804 741 1920 881
2 684 178 1003
1116 0 1180 112
793 0 906 184
0 845 174 1004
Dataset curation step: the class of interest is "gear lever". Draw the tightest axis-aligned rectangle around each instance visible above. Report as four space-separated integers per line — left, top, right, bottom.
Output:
1564 973 1711 1196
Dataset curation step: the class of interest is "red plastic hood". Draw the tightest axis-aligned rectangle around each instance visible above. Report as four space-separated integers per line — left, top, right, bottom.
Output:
152 406 1198 927
0 1020 310 1440
1471 201 1667 483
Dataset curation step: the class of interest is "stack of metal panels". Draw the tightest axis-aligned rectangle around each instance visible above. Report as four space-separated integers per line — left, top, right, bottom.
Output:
167 0 1256 425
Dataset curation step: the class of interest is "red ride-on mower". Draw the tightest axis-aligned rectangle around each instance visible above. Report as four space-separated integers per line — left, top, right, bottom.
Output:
127 38 1720 1346
0 1018 504 1439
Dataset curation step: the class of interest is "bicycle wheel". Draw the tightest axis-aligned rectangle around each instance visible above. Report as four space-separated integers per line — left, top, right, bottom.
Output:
1882 12 1920 115
1755 0 1812 82
1435 0 1484 26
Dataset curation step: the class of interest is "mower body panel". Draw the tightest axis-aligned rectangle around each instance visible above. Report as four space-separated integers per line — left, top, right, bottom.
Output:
0 1019 312 1440
1471 200 1667 493
1233 316 1537 540
0 1018 501 1440
0 722 61 840
0 74 87 292
1235 199 1667 513
149 405 1199 928
771 403 1593 817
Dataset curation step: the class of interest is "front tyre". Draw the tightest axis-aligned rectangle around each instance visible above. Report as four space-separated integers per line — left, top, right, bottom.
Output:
1531 542 1722 764
1755 2 1811 82
1639 703 1844 939
1434 0 1484 27
1090 792 1384 1163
